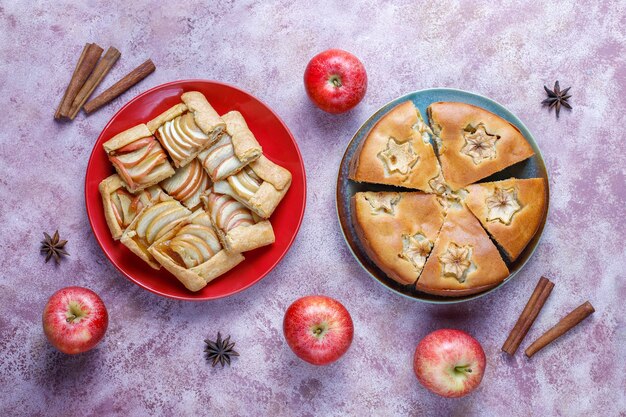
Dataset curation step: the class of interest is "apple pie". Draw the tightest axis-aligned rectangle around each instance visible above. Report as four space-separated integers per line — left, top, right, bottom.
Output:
99 174 171 240
120 200 192 269
427 102 534 190
103 124 175 193
464 177 547 261
352 191 445 285
213 155 292 218
147 91 225 168
416 205 509 297
159 159 211 210
201 187 275 253
349 101 441 192
197 110 262 181
148 210 245 292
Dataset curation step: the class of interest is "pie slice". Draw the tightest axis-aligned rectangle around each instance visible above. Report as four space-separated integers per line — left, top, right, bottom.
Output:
103 124 175 193
416 204 509 297
99 174 171 240
120 199 192 269
201 187 275 253
148 210 245 292
464 177 547 261
351 191 445 286
349 101 441 192
147 91 225 168
197 110 262 181
427 102 534 190
160 159 211 210
213 155 291 218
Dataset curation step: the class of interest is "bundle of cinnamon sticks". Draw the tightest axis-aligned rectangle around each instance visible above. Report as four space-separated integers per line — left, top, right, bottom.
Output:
502 276 595 358
54 43 156 120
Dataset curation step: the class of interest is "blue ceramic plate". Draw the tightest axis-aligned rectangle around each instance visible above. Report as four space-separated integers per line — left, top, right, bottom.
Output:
336 88 549 304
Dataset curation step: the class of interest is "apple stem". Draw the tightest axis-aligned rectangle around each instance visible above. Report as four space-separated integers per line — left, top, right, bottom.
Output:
329 75 342 88
454 365 472 374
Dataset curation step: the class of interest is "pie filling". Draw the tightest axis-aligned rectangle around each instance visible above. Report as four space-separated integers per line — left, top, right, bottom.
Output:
460 123 500 165
133 201 191 245
485 187 522 225
110 136 169 188
227 167 262 199
438 242 475 283
377 137 419 176
363 192 400 215
168 223 222 269
157 113 210 162
428 171 467 210
204 190 256 232
110 186 165 228
398 232 433 276
197 134 242 179
160 159 209 208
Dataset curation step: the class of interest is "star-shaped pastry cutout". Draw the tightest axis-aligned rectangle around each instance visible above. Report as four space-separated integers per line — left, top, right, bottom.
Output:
429 172 467 211
378 137 419 175
399 233 433 272
439 242 473 283
460 124 499 165
485 187 522 225
364 192 400 215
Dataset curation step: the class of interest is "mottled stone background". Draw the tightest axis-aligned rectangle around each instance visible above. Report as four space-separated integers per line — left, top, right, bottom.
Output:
0 1 624 416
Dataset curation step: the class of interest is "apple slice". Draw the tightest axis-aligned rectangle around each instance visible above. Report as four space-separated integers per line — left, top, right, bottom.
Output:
228 174 255 199
116 137 155 154
161 163 194 196
114 142 155 167
170 238 203 268
158 123 187 162
117 191 134 226
213 181 237 199
110 192 124 226
135 201 180 239
110 157 136 189
173 161 203 201
169 117 195 151
128 150 168 182
145 206 190 244
178 113 209 146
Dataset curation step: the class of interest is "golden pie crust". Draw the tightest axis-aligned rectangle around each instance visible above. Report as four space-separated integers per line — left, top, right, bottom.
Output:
351 192 445 285
427 102 534 190
465 177 547 261
349 101 441 192
148 210 244 292
416 204 509 296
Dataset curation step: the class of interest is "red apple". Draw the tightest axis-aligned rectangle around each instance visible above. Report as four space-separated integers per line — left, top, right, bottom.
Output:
283 295 354 365
303 49 367 114
413 329 486 398
42 286 108 354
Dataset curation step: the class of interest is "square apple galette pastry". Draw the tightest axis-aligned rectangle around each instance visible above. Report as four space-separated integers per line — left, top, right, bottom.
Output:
99 91 292 292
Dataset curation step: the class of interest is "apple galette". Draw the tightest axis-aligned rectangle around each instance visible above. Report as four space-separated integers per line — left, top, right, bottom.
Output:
147 91 225 168
201 187 275 253
160 159 211 210
99 174 171 240
197 110 262 181
213 155 292 218
148 210 245 292
416 205 510 296
349 101 441 192
103 124 175 193
348 99 546 297
464 178 547 261
427 102 534 190
352 191 445 285
99 91 292 292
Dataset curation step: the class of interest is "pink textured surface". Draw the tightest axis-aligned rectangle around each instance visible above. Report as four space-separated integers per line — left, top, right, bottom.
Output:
0 1 624 416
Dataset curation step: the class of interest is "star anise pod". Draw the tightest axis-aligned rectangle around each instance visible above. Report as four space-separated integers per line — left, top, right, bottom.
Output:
40 230 69 264
542 81 572 118
204 332 239 367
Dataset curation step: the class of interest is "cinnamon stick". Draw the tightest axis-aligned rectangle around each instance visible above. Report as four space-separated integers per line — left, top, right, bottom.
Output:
525 301 595 358
55 43 103 119
83 59 156 114
502 276 554 355
68 46 121 119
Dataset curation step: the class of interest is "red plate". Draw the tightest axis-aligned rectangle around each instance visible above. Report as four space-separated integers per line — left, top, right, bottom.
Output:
85 80 306 300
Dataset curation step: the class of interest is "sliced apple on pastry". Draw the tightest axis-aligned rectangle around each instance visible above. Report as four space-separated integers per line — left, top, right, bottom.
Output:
416 204 509 297
464 177 547 261
160 159 211 209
